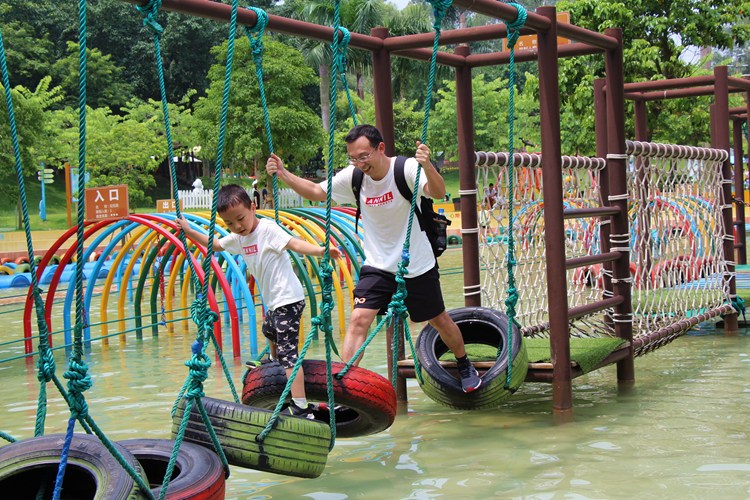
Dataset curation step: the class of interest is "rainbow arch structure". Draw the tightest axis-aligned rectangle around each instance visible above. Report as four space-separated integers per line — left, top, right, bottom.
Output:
21 208 364 360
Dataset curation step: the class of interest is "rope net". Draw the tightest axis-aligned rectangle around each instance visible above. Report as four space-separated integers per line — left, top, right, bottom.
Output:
475 141 732 353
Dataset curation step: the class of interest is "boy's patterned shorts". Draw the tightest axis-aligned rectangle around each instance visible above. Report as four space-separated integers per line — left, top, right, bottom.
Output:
262 300 305 369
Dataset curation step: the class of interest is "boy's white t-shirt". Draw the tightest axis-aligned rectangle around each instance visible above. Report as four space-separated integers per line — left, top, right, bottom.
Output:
219 218 304 311
323 157 435 276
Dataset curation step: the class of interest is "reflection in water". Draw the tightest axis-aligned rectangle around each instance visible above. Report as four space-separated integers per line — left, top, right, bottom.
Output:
0 280 749 497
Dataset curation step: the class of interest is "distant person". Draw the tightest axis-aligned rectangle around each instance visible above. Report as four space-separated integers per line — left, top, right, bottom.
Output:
248 180 261 208
175 184 343 418
262 186 269 209
266 124 482 392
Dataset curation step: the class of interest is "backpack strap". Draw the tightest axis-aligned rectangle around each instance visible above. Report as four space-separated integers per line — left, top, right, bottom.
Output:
351 167 364 234
394 156 425 231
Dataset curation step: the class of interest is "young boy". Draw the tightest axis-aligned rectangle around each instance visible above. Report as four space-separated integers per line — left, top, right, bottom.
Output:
176 184 342 419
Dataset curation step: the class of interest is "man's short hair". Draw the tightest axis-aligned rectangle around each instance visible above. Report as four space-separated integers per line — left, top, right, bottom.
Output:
345 124 384 148
218 184 254 212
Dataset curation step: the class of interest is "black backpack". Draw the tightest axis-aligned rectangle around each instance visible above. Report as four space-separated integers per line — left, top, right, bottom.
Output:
351 156 451 257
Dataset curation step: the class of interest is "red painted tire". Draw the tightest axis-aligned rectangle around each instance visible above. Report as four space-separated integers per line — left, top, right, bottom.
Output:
242 359 397 438
14 256 29 265
118 438 225 499
0 257 10 265
0 433 148 499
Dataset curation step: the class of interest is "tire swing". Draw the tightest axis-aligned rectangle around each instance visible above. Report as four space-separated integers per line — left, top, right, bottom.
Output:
118 439 225 500
0 434 147 499
174 396 330 479
242 360 397 438
159 6 331 480
416 6 531 410
416 306 527 409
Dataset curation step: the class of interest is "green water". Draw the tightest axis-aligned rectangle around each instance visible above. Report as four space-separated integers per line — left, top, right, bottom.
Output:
0 256 749 498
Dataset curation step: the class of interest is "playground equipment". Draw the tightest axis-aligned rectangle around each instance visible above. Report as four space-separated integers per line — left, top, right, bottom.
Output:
1 5 747 497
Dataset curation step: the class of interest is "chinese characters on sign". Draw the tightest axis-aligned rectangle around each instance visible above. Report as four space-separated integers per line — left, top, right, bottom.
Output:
85 185 129 221
502 12 570 52
156 199 183 213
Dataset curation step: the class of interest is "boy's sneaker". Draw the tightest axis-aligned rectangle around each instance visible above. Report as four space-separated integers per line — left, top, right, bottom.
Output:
282 401 315 420
457 362 482 393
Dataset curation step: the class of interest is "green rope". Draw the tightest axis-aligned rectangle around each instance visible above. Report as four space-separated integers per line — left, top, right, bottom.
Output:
731 295 746 323
0 26 68 440
48 2 155 498
0 430 16 443
498 3 527 389
135 0 239 495
335 26 358 126
337 0 452 385
242 6 339 449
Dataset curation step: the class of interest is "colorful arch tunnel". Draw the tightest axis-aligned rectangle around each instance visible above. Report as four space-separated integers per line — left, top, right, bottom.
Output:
21 208 364 359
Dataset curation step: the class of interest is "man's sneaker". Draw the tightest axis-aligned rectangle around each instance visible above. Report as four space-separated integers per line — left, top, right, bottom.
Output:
282 401 315 420
457 362 482 393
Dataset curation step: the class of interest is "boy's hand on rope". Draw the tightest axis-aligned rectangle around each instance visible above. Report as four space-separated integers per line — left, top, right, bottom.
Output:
265 153 286 179
328 246 343 261
175 216 193 236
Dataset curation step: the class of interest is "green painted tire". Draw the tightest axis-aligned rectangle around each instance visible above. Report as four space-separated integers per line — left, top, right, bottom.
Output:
0 433 148 499
447 235 462 245
416 306 527 410
173 396 330 478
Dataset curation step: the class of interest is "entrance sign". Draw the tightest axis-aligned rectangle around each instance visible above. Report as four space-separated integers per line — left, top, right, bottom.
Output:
85 185 129 221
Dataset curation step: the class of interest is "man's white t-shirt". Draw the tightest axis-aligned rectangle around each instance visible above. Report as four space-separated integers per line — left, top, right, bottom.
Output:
219 218 304 311
323 156 435 276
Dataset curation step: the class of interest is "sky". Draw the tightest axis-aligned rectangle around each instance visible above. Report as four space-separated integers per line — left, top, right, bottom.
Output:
387 0 410 10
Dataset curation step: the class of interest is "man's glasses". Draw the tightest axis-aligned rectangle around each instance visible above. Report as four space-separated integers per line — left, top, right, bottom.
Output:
348 148 376 164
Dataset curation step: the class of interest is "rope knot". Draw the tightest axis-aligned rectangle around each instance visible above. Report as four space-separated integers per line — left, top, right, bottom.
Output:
504 3 528 49
134 0 164 35
36 349 56 383
428 0 453 30
246 6 268 34
184 353 210 399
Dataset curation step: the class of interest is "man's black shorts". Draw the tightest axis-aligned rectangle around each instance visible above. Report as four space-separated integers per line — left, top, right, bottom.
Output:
353 265 445 322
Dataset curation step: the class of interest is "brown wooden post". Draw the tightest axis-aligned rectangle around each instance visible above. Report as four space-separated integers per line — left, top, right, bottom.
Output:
593 79 614 317
371 27 395 155
604 28 635 385
455 45 481 306
733 119 747 264
536 6 572 418
713 66 740 335
371 27 407 402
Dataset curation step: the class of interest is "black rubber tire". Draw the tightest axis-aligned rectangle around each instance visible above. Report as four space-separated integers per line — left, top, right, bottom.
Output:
416 306 528 410
0 433 148 499
173 396 330 479
241 359 397 438
118 438 225 499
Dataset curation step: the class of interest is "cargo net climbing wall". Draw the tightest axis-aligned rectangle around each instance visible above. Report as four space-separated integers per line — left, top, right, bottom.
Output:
475 141 733 354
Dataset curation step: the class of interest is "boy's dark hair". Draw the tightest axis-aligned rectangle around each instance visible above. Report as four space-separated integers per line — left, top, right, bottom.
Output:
217 184 254 213
345 124 383 148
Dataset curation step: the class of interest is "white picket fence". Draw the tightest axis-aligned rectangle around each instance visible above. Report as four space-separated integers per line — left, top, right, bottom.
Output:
178 188 304 210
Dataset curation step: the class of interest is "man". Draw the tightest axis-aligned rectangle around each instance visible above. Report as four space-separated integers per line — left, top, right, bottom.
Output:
265 124 481 392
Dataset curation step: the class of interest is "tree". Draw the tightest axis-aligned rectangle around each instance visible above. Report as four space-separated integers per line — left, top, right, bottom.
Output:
190 37 324 176
0 77 65 227
427 73 541 161
52 42 134 111
556 0 750 145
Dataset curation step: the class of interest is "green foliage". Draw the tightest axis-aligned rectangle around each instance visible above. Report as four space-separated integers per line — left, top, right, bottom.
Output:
333 93 424 160
52 42 134 110
0 77 64 218
427 72 542 161
191 37 324 176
